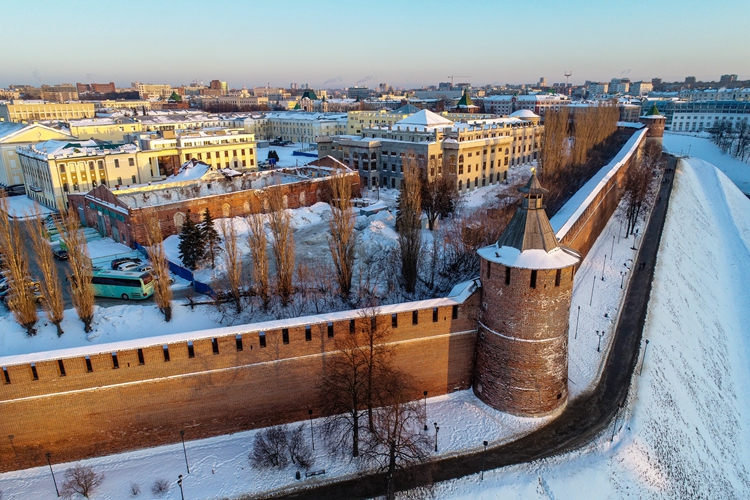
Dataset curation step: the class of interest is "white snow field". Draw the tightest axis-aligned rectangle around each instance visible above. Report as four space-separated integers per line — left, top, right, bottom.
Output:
3 196 54 219
663 132 750 195
429 158 750 499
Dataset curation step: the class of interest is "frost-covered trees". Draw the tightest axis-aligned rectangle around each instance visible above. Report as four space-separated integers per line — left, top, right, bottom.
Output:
200 208 221 269
177 215 203 270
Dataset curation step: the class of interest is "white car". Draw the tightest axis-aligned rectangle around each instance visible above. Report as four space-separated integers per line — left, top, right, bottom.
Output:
117 262 140 272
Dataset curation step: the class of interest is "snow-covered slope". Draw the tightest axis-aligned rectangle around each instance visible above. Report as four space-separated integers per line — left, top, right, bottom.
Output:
432 158 750 498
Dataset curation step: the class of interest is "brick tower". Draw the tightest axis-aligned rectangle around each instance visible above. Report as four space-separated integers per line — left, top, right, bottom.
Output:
474 171 581 416
639 104 666 148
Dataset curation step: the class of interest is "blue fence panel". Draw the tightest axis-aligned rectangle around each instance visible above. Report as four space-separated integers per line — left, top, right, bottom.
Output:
134 242 215 297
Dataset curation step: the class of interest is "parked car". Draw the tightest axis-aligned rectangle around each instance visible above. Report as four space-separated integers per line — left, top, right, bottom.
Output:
111 257 142 270
52 249 69 260
117 262 140 272
137 265 154 273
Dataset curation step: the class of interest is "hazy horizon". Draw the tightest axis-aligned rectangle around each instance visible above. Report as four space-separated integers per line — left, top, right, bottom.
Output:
3 0 748 90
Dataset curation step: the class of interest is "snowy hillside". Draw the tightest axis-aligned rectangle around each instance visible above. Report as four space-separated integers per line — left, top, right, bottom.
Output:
432 157 750 498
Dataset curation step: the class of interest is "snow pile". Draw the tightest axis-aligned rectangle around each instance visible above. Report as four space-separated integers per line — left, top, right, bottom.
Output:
287 202 331 229
86 238 133 260
663 132 750 195
3 196 54 218
429 158 750 498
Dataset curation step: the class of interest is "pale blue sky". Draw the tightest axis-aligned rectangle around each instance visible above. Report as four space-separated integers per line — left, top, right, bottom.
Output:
3 0 749 89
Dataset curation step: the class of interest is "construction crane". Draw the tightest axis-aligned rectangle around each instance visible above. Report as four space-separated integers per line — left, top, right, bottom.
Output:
564 71 572 87
447 75 470 87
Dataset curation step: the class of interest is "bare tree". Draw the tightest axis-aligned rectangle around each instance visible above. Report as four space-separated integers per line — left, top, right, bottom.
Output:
419 158 458 231
362 370 432 500
220 220 243 314
327 172 357 300
0 195 39 335
144 215 173 322
397 159 423 294
359 308 393 432
250 425 289 469
623 142 660 236
287 423 315 469
268 189 295 306
538 106 570 178
28 210 65 336
56 212 95 333
246 213 270 309
60 463 104 499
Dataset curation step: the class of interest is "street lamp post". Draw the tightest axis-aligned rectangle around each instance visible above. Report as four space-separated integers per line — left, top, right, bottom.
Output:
423 391 428 432
481 440 488 480
45 452 60 497
179 430 190 474
620 270 626 289
177 474 185 500
597 330 605 353
601 254 606 281
639 339 650 376
589 275 596 306
308 409 315 451
433 422 440 453
575 305 581 339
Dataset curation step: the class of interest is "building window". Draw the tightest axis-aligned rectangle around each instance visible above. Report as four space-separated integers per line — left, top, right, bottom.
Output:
31 363 38 381
98 160 104 169
412 310 419 325
86 356 94 372
530 270 537 289
2 367 9 384
58 359 66 377
282 328 289 344
137 348 145 365
305 325 312 341
452 305 459 320
128 158 135 167
111 352 119 369
59 164 66 173
433 307 439 322
236 334 243 351
114 159 120 168
163 345 170 362
187 341 195 358
350 319 356 334
327 322 334 338
131 175 136 184
505 266 511 285
555 269 562 287
211 338 219 354
259 332 266 348
117 177 122 186
392 314 398 328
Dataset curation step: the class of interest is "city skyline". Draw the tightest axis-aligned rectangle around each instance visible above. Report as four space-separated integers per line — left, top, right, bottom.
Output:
3 0 749 89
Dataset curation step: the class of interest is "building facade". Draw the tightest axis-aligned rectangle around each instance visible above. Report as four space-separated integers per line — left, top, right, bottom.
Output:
0 101 96 123
0 123 74 189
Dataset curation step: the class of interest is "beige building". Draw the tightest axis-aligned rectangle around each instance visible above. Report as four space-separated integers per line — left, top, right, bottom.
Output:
132 82 173 100
0 123 73 188
319 109 542 193
0 101 96 123
68 118 142 142
94 100 152 111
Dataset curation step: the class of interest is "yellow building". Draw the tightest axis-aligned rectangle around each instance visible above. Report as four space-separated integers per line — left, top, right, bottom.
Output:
0 122 73 188
94 100 152 111
68 118 142 142
0 101 96 123
346 109 410 135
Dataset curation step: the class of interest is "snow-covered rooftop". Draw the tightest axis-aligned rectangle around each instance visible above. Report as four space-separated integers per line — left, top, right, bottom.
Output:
395 109 454 128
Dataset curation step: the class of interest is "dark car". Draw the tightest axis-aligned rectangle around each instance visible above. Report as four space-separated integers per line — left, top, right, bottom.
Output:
52 249 69 260
111 257 142 270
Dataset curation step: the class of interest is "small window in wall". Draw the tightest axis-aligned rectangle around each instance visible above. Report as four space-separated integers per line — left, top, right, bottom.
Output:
392 314 398 328
530 270 537 289
349 319 355 334
505 266 511 285
433 308 439 322
187 341 195 358
111 353 119 369
371 316 377 331
211 338 219 354
31 364 39 381
259 332 266 348
305 325 312 341
487 262 491 279
3 367 9 384
282 329 289 345
85 356 94 373
163 345 170 362
452 305 459 320
327 322 334 338
58 359 66 377
137 349 145 365
412 310 419 325
555 269 562 287
236 334 243 351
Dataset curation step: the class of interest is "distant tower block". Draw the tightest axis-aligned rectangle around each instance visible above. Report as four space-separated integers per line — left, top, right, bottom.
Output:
475 171 581 417
640 104 666 148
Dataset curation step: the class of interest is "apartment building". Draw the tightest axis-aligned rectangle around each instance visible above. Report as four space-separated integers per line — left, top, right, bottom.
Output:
483 94 570 117
0 101 96 123
669 101 750 132
0 122 73 188
132 82 173 100
319 109 542 193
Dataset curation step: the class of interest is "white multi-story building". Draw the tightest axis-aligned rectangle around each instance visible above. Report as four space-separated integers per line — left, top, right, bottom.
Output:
669 101 750 133
483 94 570 118
680 88 750 102
587 83 609 96
630 82 653 96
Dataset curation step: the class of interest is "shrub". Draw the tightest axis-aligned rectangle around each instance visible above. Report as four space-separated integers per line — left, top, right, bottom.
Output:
250 425 289 468
151 478 170 496
130 482 141 496
287 424 315 469
60 464 104 499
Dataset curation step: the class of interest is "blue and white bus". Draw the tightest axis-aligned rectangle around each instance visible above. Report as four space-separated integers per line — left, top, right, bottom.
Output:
91 270 155 300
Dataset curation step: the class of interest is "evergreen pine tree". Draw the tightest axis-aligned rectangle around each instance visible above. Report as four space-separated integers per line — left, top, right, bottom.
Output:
177 216 203 270
200 208 221 269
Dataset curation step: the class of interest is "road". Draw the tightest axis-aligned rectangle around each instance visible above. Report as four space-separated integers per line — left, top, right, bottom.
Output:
269 156 679 500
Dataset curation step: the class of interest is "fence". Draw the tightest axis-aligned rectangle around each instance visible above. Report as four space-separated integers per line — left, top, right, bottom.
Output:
134 242 215 298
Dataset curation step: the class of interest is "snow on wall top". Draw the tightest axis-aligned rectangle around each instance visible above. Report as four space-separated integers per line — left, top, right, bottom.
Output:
550 128 647 239
0 281 479 366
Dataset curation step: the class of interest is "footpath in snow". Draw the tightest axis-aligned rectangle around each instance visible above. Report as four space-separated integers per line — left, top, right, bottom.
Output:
429 158 750 499
0 177 643 499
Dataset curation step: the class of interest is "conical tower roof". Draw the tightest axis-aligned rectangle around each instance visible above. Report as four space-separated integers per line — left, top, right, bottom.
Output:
496 170 559 252
457 89 473 107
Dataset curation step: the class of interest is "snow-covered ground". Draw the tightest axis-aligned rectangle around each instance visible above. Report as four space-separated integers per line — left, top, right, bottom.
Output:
257 143 314 168
428 158 750 499
663 132 750 195
86 238 133 260
3 196 54 219
0 168 645 499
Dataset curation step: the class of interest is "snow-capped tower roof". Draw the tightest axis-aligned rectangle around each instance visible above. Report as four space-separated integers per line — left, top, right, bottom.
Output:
394 109 454 128
477 169 581 269
509 109 539 118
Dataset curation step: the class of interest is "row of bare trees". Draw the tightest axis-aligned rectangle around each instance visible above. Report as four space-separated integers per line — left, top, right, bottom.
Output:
623 141 663 236
709 118 750 161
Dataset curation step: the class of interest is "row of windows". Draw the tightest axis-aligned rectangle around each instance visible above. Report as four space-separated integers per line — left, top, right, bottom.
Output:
487 262 569 288
2 307 462 383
